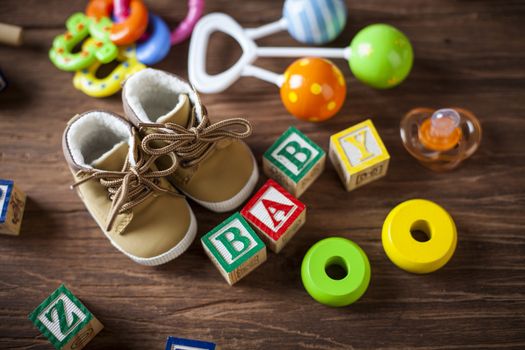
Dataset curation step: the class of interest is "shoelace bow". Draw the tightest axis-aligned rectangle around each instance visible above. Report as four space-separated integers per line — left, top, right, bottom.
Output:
72 151 182 232
139 114 252 167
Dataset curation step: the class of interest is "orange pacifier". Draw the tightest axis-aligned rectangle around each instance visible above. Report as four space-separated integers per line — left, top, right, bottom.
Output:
400 108 482 171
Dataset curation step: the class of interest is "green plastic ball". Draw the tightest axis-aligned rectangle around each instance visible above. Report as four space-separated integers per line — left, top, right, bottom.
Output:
301 237 371 307
349 23 413 89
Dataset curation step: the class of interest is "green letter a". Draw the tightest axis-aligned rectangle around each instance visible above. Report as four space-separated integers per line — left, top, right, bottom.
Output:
216 227 251 260
277 141 311 171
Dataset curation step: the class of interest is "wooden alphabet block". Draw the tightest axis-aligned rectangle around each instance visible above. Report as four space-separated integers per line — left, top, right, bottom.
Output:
28 285 103 350
201 212 267 286
329 119 390 191
166 336 220 350
263 126 325 197
241 179 306 253
0 179 26 235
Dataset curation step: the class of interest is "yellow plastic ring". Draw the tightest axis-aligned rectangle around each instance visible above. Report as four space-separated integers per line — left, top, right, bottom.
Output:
382 199 457 274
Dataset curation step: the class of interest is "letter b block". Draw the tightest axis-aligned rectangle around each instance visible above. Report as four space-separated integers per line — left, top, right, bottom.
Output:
28 285 103 350
241 179 306 253
201 213 267 286
263 126 325 197
329 119 390 191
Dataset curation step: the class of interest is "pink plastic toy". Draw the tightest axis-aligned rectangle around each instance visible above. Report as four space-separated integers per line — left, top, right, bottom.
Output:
113 0 204 45
171 0 205 45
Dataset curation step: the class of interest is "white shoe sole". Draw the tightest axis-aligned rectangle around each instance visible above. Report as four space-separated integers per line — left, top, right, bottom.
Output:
184 157 259 213
81 196 198 266
124 208 197 266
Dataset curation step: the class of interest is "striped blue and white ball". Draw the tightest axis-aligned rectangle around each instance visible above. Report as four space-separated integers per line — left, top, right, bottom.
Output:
283 0 347 45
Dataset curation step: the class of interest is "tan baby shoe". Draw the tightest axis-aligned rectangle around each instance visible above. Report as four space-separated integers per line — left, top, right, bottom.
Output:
122 68 258 212
62 110 196 265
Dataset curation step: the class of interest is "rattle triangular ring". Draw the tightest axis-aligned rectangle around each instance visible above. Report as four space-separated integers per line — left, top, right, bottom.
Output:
189 13 260 93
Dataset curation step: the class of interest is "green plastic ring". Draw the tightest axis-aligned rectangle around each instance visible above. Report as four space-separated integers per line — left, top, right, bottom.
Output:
301 237 371 307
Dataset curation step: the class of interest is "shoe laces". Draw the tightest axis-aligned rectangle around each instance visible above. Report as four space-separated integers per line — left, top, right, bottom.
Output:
138 114 252 167
72 141 182 232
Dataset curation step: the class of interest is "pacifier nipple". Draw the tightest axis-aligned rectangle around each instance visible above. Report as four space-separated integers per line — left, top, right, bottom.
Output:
418 108 462 151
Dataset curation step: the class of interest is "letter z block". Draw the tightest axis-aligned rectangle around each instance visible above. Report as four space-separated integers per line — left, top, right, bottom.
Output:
201 213 267 286
329 119 390 191
166 336 220 350
28 285 103 350
0 179 27 235
263 126 325 197
241 179 306 253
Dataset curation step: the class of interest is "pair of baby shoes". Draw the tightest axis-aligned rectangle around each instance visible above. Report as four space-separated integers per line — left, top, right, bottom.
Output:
62 68 258 266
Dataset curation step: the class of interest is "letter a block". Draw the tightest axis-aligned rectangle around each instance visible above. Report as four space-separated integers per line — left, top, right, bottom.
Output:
241 179 306 253
166 336 219 350
0 179 26 235
201 213 267 286
263 126 325 197
28 285 103 350
329 119 390 191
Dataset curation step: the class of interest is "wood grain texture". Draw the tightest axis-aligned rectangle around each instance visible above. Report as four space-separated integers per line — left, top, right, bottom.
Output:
1 0 524 349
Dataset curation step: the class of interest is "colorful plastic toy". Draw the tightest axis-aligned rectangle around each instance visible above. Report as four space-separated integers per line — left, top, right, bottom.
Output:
135 13 171 65
263 126 326 197
49 13 118 71
86 0 149 45
241 179 306 253
73 39 145 98
280 58 346 121
29 285 104 350
301 237 371 307
382 199 457 274
189 13 413 120
246 0 347 45
400 107 482 171
329 119 390 191
170 0 205 45
110 0 203 64
201 212 267 286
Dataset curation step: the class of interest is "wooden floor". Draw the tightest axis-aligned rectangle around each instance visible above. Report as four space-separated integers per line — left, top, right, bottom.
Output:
1 0 524 349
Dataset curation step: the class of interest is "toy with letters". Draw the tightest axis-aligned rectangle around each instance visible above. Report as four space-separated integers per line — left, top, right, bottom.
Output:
166 336 219 350
241 179 306 253
329 119 390 191
0 179 26 235
201 213 267 285
28 285 103 350
263 126 325 197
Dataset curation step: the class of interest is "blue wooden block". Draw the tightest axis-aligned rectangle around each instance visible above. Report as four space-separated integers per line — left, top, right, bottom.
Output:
165 336 219 350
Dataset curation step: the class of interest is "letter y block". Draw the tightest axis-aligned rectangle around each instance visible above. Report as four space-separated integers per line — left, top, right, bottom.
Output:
28 285 103 350
329 119 390 191
201 213 267 286
263 127 325 197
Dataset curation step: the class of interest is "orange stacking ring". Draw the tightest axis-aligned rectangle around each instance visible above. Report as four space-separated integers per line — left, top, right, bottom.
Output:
86 0 148 45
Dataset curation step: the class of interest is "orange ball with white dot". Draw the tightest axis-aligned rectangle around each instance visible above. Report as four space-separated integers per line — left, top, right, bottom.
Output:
280 58 346 122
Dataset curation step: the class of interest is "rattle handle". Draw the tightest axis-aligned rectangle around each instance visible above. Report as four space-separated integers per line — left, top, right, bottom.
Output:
171 0 205 45
113 0 130 22
257 46 351 60
245 18 287 40
0 22 23 46
242 65 284 87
